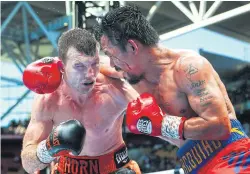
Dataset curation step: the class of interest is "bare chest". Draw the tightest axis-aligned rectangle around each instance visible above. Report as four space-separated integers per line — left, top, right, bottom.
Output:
53 92 125 133
158 72 197 117
137 72 197 117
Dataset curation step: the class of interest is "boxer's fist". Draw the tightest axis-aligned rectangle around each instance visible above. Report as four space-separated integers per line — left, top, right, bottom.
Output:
23 57 63 94
46 119 86 156
126 93 163 136
37 120 86 163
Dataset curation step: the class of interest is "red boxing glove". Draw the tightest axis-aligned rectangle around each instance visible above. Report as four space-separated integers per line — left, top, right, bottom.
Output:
126 93 163 136
23 57 63 94
126 93 187 139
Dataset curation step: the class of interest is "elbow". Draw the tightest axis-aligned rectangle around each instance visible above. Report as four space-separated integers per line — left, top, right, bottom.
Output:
217 118 231 140
219 127 231 140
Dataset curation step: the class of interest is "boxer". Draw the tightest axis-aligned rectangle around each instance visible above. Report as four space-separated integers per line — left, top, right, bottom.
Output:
96 6 250 174
21 28 141 174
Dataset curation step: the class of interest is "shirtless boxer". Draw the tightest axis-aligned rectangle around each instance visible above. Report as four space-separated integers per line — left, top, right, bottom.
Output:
21 28 141 174
96 6 250 174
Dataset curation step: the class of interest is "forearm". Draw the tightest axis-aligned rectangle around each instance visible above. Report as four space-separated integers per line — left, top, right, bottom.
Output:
21 144 49 173
182 116 230 140
161 115 230 140
122 82 140 103
100 64 123 79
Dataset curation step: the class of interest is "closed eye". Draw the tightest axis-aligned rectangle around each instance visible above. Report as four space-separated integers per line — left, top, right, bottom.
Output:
104 51 113 58
93 62 100 66
74 63 85 68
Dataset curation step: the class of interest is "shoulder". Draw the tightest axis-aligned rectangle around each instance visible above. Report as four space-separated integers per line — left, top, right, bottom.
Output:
97 72 135 95
97 72 124 87
34 91 59 107
95 73 125 94
173 50 213 90
31 92 59 120
174 49 211 73
173 49 198 55
170 49 203 72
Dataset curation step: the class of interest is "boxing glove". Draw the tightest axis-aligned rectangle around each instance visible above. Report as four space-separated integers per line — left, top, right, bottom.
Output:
36 119 86 163
23 57 63 94
126 93 186 139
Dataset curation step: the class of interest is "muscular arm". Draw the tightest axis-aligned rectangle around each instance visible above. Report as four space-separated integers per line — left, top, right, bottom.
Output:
21 94 54 173
100 63 123 79
99 61 140 108
107 77 140 109
100 59 140 103
174 55 231 140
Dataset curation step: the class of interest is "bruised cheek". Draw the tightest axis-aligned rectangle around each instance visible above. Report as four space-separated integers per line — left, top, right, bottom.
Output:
67 70 84 87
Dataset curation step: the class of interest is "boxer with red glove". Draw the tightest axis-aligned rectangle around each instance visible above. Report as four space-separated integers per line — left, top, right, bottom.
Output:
37 119 86 164
126 93 187 140
23 57 63 94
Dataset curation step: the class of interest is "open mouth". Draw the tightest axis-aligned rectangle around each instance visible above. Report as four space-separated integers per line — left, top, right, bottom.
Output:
83 81 94 86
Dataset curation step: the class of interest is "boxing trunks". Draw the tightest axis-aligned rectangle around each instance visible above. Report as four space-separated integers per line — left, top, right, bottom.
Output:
51 143 141 174
177 119 250 174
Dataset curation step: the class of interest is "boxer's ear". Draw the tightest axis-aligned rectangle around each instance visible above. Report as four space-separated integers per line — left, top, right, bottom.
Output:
127 39 138 55
57 59 65 73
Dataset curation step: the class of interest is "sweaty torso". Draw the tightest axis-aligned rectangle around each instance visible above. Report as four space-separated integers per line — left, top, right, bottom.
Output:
133 49 236 147
50 74 126 156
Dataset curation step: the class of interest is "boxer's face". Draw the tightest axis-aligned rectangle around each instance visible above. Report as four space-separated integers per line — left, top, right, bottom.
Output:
101 36 144 85
63 47 100 94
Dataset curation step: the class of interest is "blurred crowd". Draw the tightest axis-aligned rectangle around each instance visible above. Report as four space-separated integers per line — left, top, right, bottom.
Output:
225 65 250 105
127 140 181 173
1 119 29 136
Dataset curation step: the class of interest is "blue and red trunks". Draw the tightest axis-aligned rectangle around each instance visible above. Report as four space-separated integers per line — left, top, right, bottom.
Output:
177 119 250 174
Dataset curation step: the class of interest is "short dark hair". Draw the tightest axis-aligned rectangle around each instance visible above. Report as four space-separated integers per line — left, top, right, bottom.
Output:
99 5 159 51
58 28 97 63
